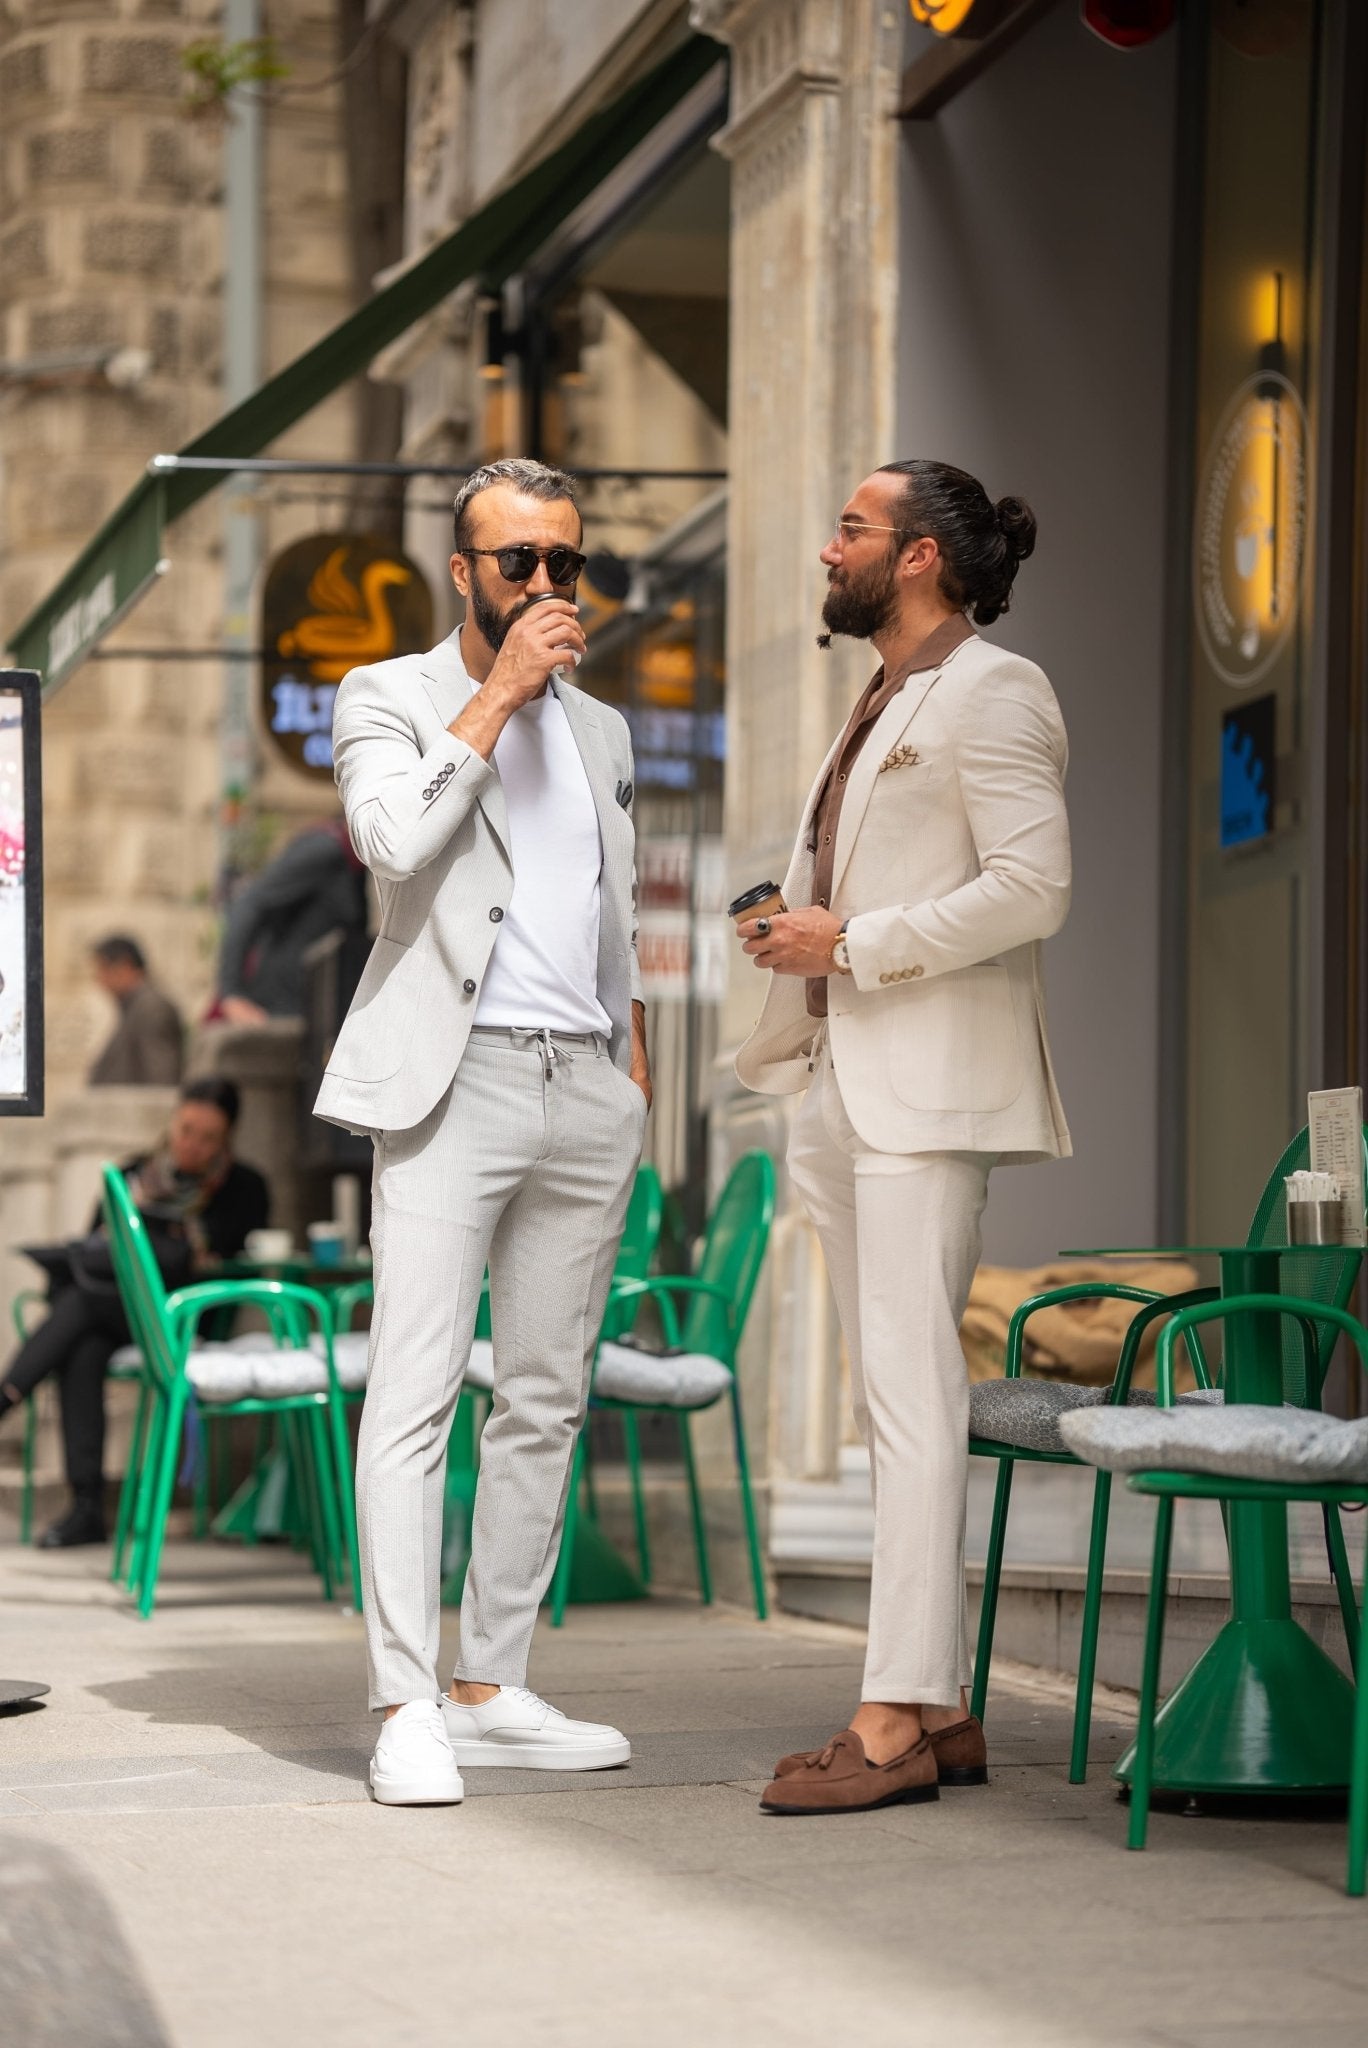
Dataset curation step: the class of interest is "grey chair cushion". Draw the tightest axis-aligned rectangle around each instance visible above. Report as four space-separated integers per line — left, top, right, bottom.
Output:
970 1377 1224 1456
594 1341 733 1409
307 1328 369 1392
465 1340 494 1393
1059 1404 1368 1483
185 1350 259 1404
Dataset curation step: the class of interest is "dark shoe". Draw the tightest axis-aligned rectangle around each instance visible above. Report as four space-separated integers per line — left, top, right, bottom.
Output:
772 1713 988 1787
759 1729 939 1815
38 1498 107 1549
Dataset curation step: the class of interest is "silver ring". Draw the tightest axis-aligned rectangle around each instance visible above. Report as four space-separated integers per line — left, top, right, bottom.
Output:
755 916 771 937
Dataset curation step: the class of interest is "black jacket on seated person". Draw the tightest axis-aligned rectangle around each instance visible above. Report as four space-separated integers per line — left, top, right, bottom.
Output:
2 1154 269 1500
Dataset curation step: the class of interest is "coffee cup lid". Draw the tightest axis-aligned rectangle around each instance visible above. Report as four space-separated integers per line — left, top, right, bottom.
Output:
728 881 781 918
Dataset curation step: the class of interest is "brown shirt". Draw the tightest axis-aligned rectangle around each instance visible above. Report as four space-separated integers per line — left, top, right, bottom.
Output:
806 613 975 1018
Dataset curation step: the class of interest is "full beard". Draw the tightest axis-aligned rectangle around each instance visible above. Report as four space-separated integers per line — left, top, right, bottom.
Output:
469 575 522 654
817 561 898 649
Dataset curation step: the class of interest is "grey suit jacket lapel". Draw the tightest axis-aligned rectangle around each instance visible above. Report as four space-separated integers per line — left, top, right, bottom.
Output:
552 677 621 850
419 633 510 867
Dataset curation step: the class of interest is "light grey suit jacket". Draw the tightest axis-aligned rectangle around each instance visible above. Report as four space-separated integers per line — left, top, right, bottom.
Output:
314 631 642 1136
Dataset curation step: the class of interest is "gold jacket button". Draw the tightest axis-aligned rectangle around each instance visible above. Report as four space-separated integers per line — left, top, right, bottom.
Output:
911 964 924 977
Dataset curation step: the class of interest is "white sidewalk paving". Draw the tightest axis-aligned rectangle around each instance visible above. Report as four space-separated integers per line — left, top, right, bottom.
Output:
1 1536 1365 2048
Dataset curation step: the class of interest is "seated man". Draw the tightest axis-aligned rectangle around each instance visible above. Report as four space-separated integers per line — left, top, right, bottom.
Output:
0 1077 268 1547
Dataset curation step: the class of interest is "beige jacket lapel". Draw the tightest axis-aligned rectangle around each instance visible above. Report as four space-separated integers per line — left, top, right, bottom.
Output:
829 666 945 903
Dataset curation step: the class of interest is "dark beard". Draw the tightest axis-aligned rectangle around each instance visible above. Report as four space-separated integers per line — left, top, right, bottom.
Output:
818 559 898 646
468 573 521 653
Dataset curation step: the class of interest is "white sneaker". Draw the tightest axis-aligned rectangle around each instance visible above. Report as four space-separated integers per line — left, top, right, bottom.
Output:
369 1700 465 1805
443 1686 630 1771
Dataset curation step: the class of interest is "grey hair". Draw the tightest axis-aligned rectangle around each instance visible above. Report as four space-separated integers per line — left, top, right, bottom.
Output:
452 458 579 550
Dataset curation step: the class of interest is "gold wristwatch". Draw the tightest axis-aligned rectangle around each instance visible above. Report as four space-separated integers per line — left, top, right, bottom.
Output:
830 922 852 975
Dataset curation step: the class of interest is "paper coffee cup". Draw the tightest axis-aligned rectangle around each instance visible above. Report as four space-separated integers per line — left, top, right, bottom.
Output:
728 881 787 924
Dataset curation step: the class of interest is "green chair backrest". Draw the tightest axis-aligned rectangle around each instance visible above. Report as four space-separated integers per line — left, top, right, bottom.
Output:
681 1150 776 1362
610 1163 664 1339
1245 1125 1367 1406
618 1162 664 1287
101 1164 180 1394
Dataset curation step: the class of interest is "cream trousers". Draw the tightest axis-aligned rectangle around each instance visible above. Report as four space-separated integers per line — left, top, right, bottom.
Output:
788 1044 993 1705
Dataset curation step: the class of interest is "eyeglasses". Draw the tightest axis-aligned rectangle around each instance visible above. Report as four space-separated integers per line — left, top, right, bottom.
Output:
830 519 912 549
463 544 586 586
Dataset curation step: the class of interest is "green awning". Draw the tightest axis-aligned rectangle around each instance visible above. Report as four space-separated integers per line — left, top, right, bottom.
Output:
6 32 720 693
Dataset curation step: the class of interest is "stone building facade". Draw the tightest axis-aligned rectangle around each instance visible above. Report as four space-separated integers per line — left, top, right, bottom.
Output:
0 0 362 1399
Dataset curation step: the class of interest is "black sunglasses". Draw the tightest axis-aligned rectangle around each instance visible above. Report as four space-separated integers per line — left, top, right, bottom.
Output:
463 544 586 586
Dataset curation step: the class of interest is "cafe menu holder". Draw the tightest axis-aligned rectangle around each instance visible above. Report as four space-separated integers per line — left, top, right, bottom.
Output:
1308 1086 1367 1248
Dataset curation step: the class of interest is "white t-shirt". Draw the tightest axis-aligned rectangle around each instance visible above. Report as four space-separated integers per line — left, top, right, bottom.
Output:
473 683 611 1036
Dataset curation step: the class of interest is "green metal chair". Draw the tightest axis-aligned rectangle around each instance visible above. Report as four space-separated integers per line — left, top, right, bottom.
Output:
101 1165 360 1618
549 1149 775 1626
1113 1295 1368 1895
969 1127 1364 1781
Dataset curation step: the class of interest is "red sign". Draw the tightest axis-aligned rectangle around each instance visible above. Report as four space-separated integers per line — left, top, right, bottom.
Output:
1083 0 1175 46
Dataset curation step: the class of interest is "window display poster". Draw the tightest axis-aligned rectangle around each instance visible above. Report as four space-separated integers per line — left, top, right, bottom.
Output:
0 672 43 1115
1308 1086 1366 1247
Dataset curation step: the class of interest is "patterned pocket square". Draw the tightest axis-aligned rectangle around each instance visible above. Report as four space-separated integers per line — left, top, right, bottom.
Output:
615 779 634 809
878 745 920 774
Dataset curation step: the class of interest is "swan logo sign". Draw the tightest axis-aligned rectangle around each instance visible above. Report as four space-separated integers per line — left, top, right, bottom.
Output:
261 534 433 776
1195 371 1307 689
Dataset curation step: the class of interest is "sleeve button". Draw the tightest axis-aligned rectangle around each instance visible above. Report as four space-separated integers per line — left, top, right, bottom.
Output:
911 965 924 978
462 978 477 996
489 906 504 922
879 972 890 986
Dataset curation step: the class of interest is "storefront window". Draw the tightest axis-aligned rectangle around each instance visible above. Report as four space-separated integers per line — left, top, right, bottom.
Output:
1185 1 1322 1232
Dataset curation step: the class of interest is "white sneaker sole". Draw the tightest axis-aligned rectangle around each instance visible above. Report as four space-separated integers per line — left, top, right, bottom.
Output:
445 1735 631 1772
368 1758 465 1806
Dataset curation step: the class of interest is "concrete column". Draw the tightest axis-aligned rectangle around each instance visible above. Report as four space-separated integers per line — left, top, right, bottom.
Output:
691 0 903 1493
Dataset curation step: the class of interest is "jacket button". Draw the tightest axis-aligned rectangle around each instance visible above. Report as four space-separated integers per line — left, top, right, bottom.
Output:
463 978 476 996
911 965 924 977
879 972 890 985
422 785 433 800
489 906 504 922
444 762 455 774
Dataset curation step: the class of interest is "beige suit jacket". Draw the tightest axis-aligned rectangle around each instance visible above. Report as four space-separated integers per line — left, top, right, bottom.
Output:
314 632 641 1136
735 632 1072 1164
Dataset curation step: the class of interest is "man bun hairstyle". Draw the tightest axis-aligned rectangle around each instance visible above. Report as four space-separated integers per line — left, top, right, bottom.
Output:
452 457 579 551
877 460 1037 626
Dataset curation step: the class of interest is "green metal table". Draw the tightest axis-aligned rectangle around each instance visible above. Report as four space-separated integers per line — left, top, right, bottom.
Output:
1063 1242 1360 1797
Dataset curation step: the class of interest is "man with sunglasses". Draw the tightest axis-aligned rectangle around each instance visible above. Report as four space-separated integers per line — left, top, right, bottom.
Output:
317 457 651 1806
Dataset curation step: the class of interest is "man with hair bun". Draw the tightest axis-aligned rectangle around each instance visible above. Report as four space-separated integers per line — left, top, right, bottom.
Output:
734 459 1072 1816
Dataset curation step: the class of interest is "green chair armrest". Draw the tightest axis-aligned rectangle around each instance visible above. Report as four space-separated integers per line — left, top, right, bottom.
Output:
605 1276 738 1355
1155 1292 1368 1406
331 1280 374 1334
163 1279 335 1361
1003 1283 1166 1379
1109 1286 1220 1400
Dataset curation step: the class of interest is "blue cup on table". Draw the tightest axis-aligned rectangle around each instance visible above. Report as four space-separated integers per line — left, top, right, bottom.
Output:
306 1221 346 1269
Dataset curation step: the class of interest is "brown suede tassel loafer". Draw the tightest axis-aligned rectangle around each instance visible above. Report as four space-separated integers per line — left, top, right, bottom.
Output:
759 1729 939 1815
770 1714 988 1789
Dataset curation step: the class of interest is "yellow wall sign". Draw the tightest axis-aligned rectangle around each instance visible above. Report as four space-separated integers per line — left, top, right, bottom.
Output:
909 0 1003 34
260 533 433 776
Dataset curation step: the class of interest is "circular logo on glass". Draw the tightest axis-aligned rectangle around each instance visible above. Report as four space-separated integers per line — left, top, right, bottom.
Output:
1195 370 1307 689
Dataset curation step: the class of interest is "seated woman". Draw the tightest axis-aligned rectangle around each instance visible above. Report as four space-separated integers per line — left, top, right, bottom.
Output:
0 1076 269 1548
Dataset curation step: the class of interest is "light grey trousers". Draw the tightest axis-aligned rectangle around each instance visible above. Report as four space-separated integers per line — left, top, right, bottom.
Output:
359 1030 645 1709
788 1044 993 1707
